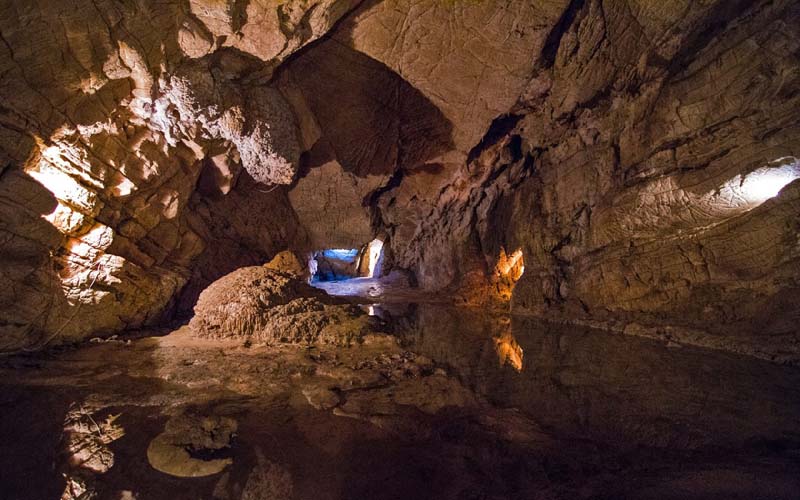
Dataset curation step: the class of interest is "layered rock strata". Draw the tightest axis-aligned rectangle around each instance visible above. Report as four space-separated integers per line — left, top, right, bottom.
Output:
0 0 798 360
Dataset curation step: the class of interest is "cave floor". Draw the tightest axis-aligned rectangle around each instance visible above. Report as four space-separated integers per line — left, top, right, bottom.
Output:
1 303 799 500
310 276 442 304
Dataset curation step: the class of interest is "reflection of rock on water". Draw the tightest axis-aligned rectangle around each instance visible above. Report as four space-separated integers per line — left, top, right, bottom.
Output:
1 295 798 500
493 323 524 372
60 404 125 500
240 448 293 500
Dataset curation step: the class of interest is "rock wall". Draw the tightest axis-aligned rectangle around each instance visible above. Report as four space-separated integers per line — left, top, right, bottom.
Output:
1 0 799 359
0 0 355 350
377 0 800 360
510 0 800 360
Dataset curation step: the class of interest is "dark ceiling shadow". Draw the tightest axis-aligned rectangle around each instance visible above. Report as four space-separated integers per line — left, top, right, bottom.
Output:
280 36 454 178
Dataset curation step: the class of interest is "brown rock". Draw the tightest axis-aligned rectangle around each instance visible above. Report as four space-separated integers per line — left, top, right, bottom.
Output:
189 267 371 345
265 250 307 277
0 0 798 362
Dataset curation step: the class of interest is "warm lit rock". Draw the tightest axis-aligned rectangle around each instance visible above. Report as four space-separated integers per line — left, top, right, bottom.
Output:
147 414 237 478
265 250 307 277
288 159 381 250
190 267 371 345
0 0 798 361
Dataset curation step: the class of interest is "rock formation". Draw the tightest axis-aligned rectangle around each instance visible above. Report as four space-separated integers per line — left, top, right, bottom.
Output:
190 266 372 345
0 0 798 360
147 414 237 478
60 405 125 500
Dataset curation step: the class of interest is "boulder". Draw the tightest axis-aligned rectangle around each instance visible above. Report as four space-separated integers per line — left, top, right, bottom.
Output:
189 267 371 345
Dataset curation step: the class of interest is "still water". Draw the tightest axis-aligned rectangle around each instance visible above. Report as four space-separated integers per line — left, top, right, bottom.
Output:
1 295 798 499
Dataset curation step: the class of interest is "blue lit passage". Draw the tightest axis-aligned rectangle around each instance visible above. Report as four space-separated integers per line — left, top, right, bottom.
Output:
321 249 359 262
310 240 385 283
311 248 360 282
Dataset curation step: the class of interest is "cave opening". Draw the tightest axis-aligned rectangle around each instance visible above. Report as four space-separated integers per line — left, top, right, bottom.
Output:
309 238 385 283
310 248 360 282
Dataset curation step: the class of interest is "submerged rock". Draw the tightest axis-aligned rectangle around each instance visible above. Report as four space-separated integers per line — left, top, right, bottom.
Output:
240 448 293 500
147 414 237 478
302 386 342 410
189 267 372 345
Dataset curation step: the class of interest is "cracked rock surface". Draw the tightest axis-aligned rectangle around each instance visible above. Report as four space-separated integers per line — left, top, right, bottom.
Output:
189 266 373 345
0 0 798 361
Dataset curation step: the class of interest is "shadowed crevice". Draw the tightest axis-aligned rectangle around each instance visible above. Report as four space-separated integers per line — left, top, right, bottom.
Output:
466 114 523 165
540 0 587 68
282 37 454 178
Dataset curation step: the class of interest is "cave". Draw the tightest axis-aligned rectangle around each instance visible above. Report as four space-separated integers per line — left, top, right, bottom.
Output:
310 248 361 282
309 239 384 282
1 1 800 499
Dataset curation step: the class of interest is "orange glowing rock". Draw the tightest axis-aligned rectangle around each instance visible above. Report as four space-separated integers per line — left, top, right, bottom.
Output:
494 328 524 372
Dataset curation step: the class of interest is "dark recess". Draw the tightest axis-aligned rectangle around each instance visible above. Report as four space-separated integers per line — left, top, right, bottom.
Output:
540 0 587 69
466 114 523 165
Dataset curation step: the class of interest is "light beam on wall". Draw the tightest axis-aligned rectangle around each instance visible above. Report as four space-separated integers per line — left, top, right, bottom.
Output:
27 164 91 231
496 248 524 279
366 239 384 278
739 166 799 204
488 248 525 304
724 158 800 208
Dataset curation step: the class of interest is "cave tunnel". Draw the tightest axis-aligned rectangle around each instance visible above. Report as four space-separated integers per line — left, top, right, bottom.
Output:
309 238 384 283
1 1 800 499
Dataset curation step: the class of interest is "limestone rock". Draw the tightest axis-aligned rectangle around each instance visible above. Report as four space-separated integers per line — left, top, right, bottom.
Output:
147 414 237 478
337 0 565 152
368 0 800 359
0 0 339 350
265 250 307 277
288 158 383 250
0 0 799 361
190 267 371 345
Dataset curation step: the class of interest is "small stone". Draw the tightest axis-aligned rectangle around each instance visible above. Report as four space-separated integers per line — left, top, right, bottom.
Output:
302 386 341 410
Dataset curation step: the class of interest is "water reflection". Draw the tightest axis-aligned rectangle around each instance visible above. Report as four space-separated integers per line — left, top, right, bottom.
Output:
312 273 439 304
492 323 523 372
2 301 799 499
397 304 800 451
314 277 389 299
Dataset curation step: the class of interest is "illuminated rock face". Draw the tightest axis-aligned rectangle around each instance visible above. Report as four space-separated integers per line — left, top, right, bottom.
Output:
0 0 799 359
370 0 800 360
0 0 329 350
190 267 372 345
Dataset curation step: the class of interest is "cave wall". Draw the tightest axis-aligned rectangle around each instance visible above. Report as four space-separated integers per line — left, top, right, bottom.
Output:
0 0 356 351
377 0 800 360
1 0 799 359
509 0 800 361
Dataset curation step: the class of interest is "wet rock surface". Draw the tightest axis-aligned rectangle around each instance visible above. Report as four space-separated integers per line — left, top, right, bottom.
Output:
147 414 237 478
1 301 799 499
60 405 126 499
